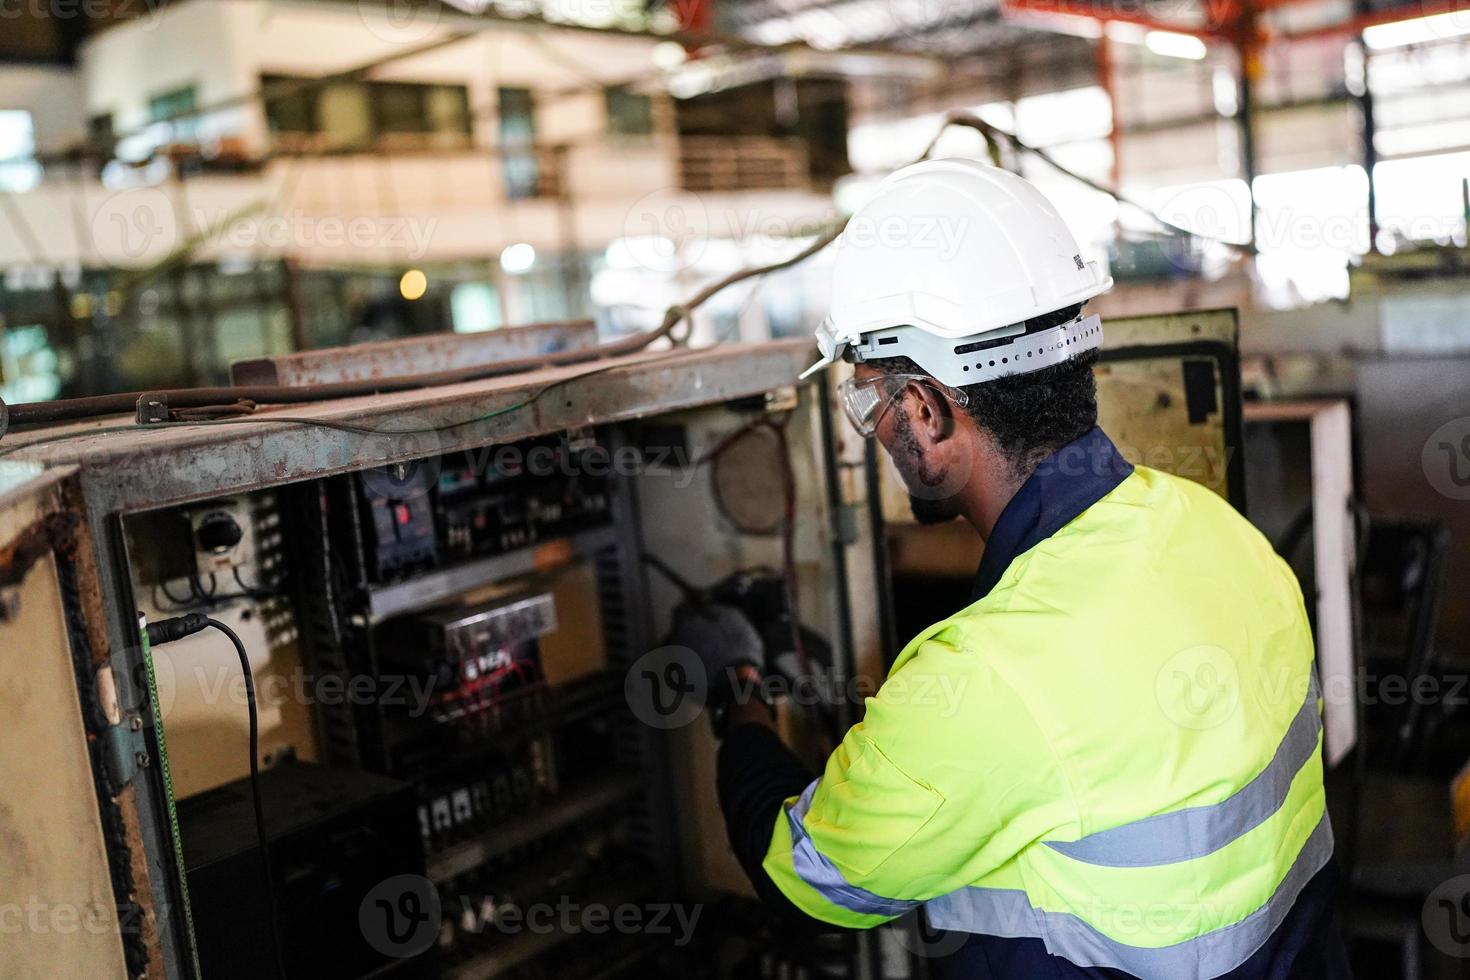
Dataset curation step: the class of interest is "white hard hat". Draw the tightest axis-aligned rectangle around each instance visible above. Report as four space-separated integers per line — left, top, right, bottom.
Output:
803 157 1113 388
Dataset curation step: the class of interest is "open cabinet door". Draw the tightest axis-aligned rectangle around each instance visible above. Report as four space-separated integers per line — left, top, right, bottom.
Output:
0 465 166 980
1094 308 1246 509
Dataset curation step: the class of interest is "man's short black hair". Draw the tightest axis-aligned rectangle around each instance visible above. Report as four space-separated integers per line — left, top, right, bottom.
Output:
867 303 1099 477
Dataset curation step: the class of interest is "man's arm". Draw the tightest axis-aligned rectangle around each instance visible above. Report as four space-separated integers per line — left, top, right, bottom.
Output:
715 667 818 917
714 638 1075 930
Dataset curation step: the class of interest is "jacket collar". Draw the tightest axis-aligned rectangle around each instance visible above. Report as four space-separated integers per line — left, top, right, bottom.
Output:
970 426 1134 602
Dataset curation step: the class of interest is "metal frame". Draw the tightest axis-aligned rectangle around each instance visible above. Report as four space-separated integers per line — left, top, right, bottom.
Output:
1100 307 1248 513
4 340 813 978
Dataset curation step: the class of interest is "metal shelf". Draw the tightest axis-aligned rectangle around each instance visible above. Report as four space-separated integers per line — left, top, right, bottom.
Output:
444 885 651 980
426 773 643 883
384 672 621 779
367 525 618 622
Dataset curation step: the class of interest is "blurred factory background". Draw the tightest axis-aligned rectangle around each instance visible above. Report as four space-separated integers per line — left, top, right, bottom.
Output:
1 0 1466 397
4 0 1470 977
4 0 1470 640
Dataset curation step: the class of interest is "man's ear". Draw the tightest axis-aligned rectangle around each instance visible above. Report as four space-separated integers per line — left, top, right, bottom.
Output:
903 382 958 445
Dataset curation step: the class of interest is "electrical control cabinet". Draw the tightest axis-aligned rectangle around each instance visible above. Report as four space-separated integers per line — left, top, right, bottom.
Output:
0 315 1249 980
0 341 888 980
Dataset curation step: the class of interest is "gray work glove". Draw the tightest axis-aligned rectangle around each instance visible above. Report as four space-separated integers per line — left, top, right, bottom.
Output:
666 601 764 705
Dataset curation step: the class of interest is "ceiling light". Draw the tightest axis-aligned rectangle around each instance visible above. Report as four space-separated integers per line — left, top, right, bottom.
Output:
1145 30 1208 60
500 243 536 275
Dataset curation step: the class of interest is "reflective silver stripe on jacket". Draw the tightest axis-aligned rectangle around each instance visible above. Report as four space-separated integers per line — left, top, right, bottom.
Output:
1046 673 1323 868
925 813 1334 979
785 779 920 918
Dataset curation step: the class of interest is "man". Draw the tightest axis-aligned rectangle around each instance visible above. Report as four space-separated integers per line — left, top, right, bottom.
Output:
707 159 1345 978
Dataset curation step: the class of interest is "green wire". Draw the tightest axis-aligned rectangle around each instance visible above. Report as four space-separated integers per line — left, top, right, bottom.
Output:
0 399 534 462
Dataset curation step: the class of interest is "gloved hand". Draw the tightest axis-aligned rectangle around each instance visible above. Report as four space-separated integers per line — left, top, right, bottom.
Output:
665 600 765 705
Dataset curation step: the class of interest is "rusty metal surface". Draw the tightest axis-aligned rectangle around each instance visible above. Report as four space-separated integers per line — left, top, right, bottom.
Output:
0 510 78 590
2 338 812 980
7 340 812 516
0 472 161 979
229 319 601 386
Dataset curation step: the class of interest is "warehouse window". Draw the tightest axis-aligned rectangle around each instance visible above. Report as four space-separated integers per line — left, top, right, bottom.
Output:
262 76 316 134
499 87 539 199
605 86 653 136
451 282 503 333
1374 152 1470 250
0 323 60 403
88 113 116 162
424 86 473 141
262 76 471 151
149 85 199 141
1253 165 1368 304
0 111 40 192
318 82 374 151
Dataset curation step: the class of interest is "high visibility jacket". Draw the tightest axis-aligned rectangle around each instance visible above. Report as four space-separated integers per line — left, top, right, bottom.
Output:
760 454 1330 978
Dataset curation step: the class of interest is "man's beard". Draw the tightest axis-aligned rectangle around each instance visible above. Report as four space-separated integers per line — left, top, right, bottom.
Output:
891 406 962 525
908 492 957 525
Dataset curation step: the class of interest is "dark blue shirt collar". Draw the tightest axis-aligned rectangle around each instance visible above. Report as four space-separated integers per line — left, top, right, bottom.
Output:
970 426 1134 602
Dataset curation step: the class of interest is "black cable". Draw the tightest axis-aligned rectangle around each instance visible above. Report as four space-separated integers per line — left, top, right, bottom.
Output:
157 579 194 608
640 554 703 600
233 565 281 600
204 618 288 980
191 572 218 599
0 348 697 459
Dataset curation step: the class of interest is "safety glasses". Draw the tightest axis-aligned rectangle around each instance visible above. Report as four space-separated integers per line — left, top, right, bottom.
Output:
836 374 969 437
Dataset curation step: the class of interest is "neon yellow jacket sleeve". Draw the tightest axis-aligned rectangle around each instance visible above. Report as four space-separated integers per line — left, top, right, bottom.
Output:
761 634 1077 928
